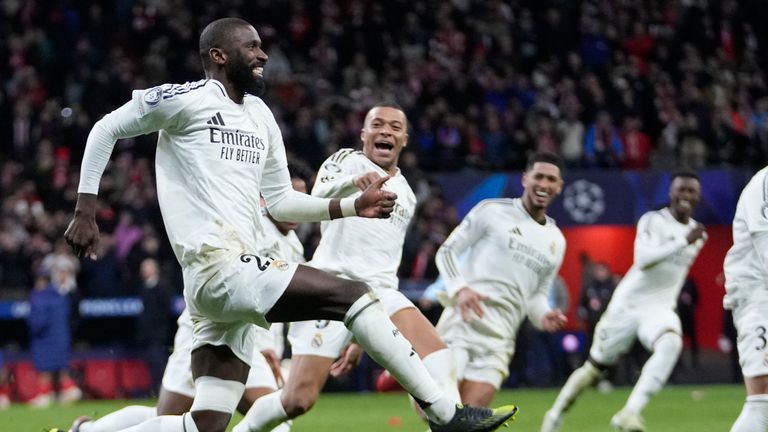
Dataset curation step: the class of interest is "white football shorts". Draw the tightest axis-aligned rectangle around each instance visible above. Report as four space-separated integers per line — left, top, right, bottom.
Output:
732 294 768 378
589 305 681 365
184 246 298 365
288 289 416 358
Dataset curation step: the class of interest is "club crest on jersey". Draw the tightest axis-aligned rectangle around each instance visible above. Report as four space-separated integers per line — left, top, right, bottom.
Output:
311 333 323 348
143 87 163 106
271 259 289 271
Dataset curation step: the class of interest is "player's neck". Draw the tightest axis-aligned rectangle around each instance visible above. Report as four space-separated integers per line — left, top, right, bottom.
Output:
522 198 547 225
207 73 245 104
669 207 690 224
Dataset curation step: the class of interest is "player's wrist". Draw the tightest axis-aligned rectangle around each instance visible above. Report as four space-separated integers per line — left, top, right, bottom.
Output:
341 197 357 217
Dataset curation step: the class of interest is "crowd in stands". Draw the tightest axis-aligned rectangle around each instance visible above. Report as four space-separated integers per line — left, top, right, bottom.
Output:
1 0 767 310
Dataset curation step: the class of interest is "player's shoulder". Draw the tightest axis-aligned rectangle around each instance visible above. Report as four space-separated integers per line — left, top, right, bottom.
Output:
639 208 667 224
158 79 225 101
745 166 768 196
329 147 364 164
472 197 517 212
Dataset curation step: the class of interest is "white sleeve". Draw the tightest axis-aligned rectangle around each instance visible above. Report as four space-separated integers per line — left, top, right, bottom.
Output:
633 212 688 270
311 151 361 198
260 113 333 222
527 237 566 330
436 203 488 298
78 86 187 194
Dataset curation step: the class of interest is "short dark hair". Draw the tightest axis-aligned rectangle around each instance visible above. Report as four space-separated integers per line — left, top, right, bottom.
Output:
365 101 408 131
526 151 565 175
671 169 700 183
199 17 252 69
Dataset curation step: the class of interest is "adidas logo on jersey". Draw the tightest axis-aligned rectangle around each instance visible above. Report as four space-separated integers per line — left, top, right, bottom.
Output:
207 112 226 126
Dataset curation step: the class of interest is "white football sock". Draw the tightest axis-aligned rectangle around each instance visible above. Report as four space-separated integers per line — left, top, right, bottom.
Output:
549 361 602 416
79 405 156 432
422 348 461 404
117 412 199 432
232 390 287 432
625 333 682 414
730 394 768 432
345 293 454 424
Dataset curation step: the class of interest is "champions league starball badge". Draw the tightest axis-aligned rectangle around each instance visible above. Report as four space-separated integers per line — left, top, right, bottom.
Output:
143 87 163 105
563 179 606 224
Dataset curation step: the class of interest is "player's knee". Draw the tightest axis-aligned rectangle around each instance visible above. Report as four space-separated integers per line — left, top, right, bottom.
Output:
281 388 319 417
190 410 231 432
655 332 683 356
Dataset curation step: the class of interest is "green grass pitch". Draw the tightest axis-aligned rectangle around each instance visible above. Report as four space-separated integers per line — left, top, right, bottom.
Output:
4 384 745 431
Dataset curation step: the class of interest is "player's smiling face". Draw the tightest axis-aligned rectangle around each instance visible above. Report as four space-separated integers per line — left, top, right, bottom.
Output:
225 25 268 97
522 162 563 212
669 176 700 220
361 107 408 174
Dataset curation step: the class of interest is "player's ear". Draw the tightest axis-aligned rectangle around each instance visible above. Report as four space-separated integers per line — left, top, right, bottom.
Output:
209 47 227 65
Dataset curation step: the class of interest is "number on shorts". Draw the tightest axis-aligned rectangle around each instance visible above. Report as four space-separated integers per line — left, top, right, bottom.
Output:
240 253 271 270
756 326 767 351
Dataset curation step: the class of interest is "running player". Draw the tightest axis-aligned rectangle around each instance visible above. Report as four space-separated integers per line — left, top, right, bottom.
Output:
63 17 516 432
542 171 706 432
435 152 568 407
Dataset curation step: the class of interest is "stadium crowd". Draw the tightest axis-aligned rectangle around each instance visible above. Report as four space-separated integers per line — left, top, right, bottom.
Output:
0 0 766 365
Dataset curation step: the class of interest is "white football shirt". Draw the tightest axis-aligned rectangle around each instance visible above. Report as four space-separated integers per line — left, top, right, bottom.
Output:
79 79 324 266
308 149 416 291
724 166 768 307
607 208 705 311
436 198 566 331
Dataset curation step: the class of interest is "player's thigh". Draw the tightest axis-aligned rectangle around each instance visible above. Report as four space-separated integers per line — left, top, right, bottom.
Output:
733 298 768 380
589 310 639 365
637 308 682 351
288 320 352 359
267 264 370 323
161 324 196 401
389 304 446 357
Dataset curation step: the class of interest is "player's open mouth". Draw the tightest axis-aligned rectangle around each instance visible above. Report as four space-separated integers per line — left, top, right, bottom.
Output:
678 199 691 209
534 190 549 197
253 66 264 76
374 141 394 151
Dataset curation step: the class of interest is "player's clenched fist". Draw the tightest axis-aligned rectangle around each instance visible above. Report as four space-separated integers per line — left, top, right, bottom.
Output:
63 193 100 260
355 175 397 218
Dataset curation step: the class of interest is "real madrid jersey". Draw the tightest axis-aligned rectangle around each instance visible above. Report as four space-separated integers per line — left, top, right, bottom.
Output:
436 198 566 331
308 149 416 291
724 166 768 306
608 208 704 311
79 79 310 265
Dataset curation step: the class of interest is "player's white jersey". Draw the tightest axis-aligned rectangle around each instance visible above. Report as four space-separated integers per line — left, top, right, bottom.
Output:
436 198 566 335
724 166 768 306
608 208 705 311
85 79 297 266
308 149 416 291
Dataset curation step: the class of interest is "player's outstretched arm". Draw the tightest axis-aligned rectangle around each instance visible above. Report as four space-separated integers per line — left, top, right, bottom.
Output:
64 193 100 260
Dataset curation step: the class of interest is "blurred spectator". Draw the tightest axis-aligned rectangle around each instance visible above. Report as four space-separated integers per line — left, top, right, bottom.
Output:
26 271 81 407
584 111 624 168
134 258 171 395
578 261 616 351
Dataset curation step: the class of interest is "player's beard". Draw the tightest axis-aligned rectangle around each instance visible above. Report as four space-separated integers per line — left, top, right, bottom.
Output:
227 56 265 97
